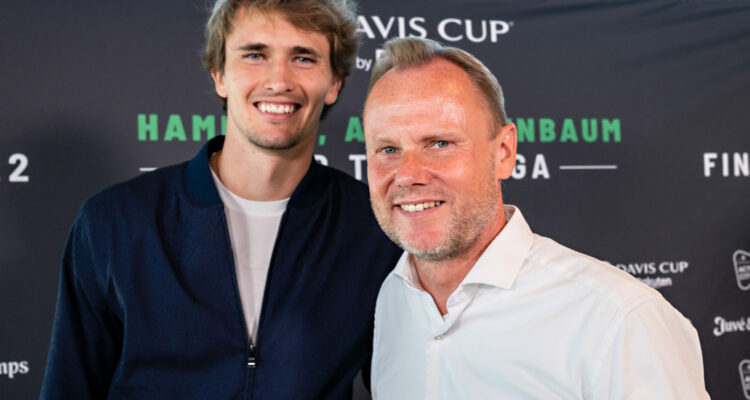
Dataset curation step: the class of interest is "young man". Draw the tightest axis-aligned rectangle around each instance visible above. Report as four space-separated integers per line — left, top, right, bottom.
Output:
364 37 709 399
40 1 401 399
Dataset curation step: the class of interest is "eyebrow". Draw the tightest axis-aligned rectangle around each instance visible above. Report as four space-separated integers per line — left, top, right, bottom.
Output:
421 133 456 143
236 43 267 52
234 43 322 59
291 46 321 58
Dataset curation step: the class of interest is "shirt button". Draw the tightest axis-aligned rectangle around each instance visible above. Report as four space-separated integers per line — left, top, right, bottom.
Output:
434 335 443 341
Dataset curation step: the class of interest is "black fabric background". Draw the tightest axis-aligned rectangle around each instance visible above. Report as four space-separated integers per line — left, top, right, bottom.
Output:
1 1 748 398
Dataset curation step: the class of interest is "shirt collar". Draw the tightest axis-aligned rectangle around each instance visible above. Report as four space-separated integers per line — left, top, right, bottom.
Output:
391 205 534 291
185 136 326 209
392 252 423 292
461 205 534 289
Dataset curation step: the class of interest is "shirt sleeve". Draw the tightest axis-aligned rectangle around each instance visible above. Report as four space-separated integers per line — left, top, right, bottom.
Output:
40 207 121 399
590 297 710 400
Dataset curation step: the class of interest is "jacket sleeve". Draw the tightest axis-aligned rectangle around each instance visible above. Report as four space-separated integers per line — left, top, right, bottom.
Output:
39 206 122 399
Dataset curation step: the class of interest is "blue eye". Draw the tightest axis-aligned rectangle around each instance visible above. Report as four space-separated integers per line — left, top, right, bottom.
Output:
295 56 314 63
434 140 450 148
381 146 396 154
245 53 263 60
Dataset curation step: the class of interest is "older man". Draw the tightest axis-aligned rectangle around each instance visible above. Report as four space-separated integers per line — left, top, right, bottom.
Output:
40 1 401 399
364 37 709 399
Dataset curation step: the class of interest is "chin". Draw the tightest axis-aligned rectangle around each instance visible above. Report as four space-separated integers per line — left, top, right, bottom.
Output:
247 133 305 151
401 237 451 259
405 245 454 262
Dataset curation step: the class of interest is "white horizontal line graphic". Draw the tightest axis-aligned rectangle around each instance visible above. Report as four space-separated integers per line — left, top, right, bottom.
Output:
139 167 157 172
558 165 618 170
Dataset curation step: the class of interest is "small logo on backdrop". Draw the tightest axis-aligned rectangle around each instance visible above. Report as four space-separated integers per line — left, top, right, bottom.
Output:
734 250 750 291
0 360 29 379
356 15 515 70
713 316 750 337
613 260 690 289
740 359 750 400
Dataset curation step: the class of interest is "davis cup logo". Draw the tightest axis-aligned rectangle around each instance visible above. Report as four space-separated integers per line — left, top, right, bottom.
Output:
740 359 750 399
734 250 750 291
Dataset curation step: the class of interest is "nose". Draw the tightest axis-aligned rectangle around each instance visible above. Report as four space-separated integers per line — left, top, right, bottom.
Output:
394 151 431 187
263 60 293 93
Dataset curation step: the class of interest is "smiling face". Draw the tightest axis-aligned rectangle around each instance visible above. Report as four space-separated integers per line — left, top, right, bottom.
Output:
364 58 517 262
211 8 341 151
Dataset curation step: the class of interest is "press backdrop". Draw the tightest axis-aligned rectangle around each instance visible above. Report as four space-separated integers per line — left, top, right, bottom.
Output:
1 0 749 398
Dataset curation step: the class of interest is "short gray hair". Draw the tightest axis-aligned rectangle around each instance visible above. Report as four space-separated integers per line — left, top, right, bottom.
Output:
367 37 507 133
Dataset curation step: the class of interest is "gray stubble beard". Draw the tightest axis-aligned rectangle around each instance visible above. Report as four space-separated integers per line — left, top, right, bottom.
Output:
371 161 501 263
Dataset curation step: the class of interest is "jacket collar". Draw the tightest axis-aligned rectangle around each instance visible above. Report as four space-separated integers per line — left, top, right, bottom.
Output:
184 136 327 209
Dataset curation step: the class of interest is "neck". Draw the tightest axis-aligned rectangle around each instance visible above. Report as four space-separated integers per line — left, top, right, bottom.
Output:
214 129 315 201
413 208 507 315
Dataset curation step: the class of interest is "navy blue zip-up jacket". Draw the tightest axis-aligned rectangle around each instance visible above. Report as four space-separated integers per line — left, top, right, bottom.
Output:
40 137 402 399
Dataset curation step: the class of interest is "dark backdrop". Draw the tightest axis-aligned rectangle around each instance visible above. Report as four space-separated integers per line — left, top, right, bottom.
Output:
1 1 749 398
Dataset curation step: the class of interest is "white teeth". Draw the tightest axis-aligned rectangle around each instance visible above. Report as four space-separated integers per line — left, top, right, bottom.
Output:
399 201 443 213
258 103 295 114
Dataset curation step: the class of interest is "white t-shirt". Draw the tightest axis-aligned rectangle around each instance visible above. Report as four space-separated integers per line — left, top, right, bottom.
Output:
211 170 288 343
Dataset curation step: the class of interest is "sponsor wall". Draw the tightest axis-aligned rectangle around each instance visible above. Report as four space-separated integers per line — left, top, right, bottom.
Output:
1 0 748 398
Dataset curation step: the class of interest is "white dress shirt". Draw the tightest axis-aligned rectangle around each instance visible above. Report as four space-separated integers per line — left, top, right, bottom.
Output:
372 206 709 399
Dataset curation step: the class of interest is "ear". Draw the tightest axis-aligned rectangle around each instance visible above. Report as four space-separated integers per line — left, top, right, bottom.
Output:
324 78 343 105
494 122 518 180
211 69 228 98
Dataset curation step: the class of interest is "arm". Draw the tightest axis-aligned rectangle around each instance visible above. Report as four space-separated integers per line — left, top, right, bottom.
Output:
40 208 121 399
590 298 710 399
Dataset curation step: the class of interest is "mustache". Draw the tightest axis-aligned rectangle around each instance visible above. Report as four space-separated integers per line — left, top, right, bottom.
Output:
386 187 449 205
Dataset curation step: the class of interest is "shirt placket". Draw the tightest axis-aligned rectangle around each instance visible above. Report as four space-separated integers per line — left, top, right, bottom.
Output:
422 286 474 400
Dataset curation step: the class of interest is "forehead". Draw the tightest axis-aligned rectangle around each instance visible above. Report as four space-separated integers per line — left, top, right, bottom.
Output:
364 59 490 131
227 7 331 51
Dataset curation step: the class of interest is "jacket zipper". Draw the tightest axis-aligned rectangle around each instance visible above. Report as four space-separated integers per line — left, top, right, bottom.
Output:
247 343 257 368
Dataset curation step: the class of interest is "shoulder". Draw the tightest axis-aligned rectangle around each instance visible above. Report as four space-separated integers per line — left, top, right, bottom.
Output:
524 235 663 314
310 163 403 265
75 162 188 232
315 164 381 222
522 235 705 396
81 163 186 215
522 234 697 337
317 163 370 198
